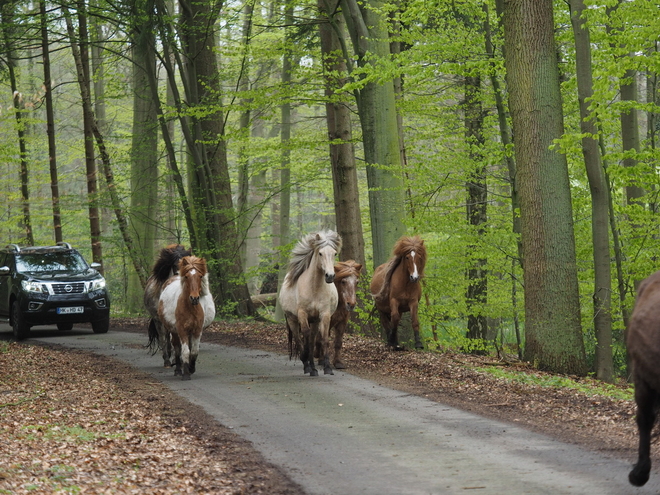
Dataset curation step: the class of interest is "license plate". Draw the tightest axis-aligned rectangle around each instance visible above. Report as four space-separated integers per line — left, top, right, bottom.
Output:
57 306 84 314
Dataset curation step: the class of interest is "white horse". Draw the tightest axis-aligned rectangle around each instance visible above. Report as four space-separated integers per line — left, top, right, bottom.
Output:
279 230 341 376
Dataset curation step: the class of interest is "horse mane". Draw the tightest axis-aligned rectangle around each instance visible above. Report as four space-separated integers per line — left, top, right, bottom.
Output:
151 244 192 282
375 236 426 302
334 260 362 281
285 230 342 287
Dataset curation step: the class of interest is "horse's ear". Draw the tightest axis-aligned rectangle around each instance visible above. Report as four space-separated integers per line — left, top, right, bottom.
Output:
315 233 321 241
356 264 363 273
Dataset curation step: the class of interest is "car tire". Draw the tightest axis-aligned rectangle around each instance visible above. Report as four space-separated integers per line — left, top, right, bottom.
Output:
12 301 30 340
57 323 74 331
92 316 109 334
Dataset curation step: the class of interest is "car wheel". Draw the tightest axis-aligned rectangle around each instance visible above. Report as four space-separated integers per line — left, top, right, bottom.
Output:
92 316 109 334
12 301 30 340
57 322 74 331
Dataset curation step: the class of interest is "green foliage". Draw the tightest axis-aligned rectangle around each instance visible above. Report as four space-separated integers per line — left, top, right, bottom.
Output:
475 366 634 401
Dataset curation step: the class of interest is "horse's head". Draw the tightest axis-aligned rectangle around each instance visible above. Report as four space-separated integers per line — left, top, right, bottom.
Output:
335 261 362 311
313 231 342 284
317 244 337 284
394 236 426 284
179 256 207 306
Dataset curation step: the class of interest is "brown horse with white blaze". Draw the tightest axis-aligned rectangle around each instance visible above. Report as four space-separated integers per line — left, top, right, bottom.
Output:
627 269 660 486
370 236 426 350
158 256 215 380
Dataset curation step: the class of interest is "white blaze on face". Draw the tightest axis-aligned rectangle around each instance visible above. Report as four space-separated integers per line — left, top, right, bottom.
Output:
411 251 419 279
190 269 196 276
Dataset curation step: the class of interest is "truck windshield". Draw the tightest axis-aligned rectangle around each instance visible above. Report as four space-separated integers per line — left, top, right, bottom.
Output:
15 252 88 273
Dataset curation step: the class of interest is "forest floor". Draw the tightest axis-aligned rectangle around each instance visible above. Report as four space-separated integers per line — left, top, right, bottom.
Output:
0 317 650 494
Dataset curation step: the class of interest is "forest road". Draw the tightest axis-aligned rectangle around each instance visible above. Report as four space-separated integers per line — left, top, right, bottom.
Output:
14 326 660 495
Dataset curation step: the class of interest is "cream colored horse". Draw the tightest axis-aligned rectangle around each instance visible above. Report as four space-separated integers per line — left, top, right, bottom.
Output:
279 230 341 376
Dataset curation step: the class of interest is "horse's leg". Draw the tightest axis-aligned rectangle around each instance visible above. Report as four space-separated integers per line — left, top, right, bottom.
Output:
189 333 201 375
629 376 658 486
319 313 333 375
388 302 403 350
179 335 192 380
157 321 172 367
410 301 423 349
170 332 183 376
333 319 347 369
298 310 316 376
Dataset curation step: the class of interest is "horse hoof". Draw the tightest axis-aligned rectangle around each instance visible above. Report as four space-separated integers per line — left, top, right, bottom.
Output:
174 369 182 376
629 465 651 486
324 367 334 375
334 361 346 370
182 374 191 381
310 369 319 377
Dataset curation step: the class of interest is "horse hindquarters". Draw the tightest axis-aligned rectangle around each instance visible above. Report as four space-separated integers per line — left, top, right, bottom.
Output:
629 373 660 486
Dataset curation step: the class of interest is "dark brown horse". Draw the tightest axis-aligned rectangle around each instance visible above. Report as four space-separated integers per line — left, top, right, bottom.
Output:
315 260 363 370
145 244 191 367
627 269 660 486
370 236 426 350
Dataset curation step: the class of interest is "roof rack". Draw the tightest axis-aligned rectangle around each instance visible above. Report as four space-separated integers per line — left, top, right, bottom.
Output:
6 244 20 252
56 242 72 249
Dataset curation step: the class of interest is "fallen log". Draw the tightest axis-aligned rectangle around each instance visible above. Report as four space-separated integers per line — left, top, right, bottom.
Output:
251 292 277 308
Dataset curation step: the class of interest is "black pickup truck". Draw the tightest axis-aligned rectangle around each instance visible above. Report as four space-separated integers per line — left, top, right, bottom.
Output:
0 242 110 339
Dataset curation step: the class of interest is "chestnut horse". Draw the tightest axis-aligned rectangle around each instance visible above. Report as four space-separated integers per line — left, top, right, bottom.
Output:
280 230 341 376
627 269 660 486
315 260 362 370
145 244 191 367
158 256 215 380
370 236 426 350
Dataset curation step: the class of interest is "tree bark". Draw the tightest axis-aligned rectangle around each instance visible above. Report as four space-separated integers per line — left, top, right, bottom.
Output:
569 0 613 382
40 0 62 244
502 0 587 375
2 3 33 246
342 0 406 268
318 0 366 266
464 74 488 344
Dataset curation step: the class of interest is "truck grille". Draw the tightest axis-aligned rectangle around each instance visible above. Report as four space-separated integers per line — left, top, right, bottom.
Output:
51 282 86 294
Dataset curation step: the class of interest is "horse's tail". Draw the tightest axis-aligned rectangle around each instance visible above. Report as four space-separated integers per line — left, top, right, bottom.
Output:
287 320 294 359
286 320 302 360
147 318 160 355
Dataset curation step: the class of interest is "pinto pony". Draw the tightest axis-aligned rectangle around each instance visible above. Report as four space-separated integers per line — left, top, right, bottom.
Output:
370 236 426 350
279 230 341 376
158 256 215 380
627 270 660 486
145 244 191 367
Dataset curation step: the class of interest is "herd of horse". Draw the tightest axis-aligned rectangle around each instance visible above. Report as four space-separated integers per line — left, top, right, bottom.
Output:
141 229 660 487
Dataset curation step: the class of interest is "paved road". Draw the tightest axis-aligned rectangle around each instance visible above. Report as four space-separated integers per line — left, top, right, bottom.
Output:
6 324 660 495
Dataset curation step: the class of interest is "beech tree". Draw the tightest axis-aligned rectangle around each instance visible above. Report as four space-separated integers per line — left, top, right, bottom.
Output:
502 0 587 375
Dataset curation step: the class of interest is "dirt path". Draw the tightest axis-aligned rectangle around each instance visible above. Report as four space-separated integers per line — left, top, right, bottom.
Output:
21 324 660 495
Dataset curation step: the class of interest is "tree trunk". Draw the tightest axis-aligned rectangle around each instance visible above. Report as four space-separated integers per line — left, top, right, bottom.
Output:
342 0 406 268
318 0 366 266
274 4 294 322
128 4 159 312
502 0 587 375
40 0 62 244
569 0 613 382
63 5 147 284
2 3 33 246
464 74 488 344
179 0 255 316
75 3 103 267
